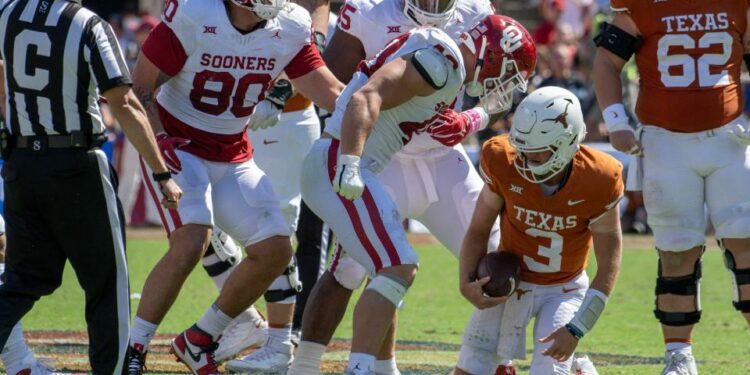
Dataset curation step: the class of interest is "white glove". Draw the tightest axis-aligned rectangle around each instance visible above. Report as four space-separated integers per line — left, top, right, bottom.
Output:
728 123 750 146
333 154 365 200
248 99 283 131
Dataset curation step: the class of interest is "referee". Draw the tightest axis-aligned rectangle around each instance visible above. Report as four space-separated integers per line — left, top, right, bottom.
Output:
0 0 182 374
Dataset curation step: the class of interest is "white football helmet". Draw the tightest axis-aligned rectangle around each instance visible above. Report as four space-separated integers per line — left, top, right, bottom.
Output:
402 0 457 28
231 0 288 20
509 86 586 184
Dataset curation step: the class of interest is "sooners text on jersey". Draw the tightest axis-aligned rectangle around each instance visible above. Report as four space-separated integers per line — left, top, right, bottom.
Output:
141 0 323 162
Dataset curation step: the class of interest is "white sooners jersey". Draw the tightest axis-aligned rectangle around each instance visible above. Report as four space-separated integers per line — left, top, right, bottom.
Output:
152 0 315 136
336 0 492 154
325 28 466 169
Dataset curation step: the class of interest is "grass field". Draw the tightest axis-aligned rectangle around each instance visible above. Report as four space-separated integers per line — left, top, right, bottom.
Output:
4 234 750 374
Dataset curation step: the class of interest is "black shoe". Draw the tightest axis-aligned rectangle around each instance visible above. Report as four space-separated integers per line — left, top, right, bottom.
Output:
125 344 148 375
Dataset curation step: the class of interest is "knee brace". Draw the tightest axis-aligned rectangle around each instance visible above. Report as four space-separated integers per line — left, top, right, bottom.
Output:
719 240 750 313
203 229 242 277
365 273 410 307
265 257 303 303
654 248 703 326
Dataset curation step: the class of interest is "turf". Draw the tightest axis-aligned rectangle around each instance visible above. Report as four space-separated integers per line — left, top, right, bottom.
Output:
9 236 750 374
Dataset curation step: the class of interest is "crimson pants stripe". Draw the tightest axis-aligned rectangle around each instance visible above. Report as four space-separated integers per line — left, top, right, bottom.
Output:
326 140 384 271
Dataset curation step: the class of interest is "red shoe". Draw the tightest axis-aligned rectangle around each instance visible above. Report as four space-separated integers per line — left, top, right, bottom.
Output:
496 364 516 375
171 325 220 375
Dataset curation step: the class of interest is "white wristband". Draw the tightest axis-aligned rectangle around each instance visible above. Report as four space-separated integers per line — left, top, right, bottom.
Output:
602 103 633 133
569 288 608 335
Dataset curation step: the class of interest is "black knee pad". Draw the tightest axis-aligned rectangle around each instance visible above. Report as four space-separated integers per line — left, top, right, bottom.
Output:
264 258 302 303
719 240 750 313
654 252 703 326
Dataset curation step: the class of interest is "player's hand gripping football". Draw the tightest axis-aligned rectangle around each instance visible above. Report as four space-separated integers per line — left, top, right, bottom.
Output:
728 123 750 146
539 326 579 362
249 79 293 131
609 129 642 156
334 154 365 200
460 276 508 310
156 132 190 173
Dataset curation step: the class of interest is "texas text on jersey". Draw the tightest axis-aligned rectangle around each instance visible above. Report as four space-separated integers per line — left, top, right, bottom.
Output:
611 0 749 132
480 135 624 285
141 0 324 162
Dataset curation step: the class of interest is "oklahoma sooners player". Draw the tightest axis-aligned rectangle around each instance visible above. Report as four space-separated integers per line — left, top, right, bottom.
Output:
291 5 536 375
593 1 750 373
454 87 624 375
292 14 529 375
126 0 343 373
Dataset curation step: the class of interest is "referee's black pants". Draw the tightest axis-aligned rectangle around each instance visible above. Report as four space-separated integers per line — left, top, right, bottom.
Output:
0 147 129 374
293 200 331 330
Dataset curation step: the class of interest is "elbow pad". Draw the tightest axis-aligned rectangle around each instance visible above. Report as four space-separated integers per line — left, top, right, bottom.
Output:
594 22 643 61
411 48 449 90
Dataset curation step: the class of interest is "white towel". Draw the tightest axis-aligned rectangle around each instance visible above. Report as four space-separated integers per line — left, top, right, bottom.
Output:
497 282 536 361
626 154 643 192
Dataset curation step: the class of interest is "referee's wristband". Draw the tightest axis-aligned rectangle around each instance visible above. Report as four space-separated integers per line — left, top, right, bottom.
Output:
152 171 172 182
564 323 584 340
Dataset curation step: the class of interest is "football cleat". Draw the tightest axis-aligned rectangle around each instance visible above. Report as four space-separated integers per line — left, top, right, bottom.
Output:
495 364 516 375
171 325 221 375
10 353 60 375
225 344 293 374
661 351 698 375
215 307 268 362
571 355 599 375
125 344 148 375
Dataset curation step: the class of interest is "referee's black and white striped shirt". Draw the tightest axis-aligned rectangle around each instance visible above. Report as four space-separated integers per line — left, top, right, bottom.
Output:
0 0 131 136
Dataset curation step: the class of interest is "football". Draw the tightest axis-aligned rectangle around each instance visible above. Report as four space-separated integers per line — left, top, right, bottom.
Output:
476 251 521 297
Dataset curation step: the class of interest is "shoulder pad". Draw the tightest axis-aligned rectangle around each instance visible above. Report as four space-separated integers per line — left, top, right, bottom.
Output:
411 48 450 90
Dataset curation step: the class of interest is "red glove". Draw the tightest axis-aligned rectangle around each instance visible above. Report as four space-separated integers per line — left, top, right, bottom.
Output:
427 108 489 146
156 132 190 173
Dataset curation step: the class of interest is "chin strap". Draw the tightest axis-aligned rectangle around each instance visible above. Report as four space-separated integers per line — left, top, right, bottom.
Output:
465 35 487 98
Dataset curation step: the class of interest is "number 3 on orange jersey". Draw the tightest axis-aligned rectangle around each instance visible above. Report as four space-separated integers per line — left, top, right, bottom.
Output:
523 228 563 273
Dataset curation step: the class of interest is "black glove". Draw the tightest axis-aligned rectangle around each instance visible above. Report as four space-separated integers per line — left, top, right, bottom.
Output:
265 79 294 110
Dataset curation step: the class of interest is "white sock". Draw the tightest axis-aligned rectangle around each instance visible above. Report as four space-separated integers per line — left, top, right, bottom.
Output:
130 317 158 351
288 341 325 375
197 304 233 340
666 342 691 353
267 324 293 349
202 253 237 290
1 322 31 370
347 353 375 374
375 357 400 375
0 262 5 279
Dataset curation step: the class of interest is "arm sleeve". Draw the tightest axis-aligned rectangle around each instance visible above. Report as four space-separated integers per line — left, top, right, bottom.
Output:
86 19 132 93
284 40 325 79
141 22 188 77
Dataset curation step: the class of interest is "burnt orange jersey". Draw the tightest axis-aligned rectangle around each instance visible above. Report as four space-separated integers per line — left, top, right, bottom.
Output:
480 136 624 285
611 0 748 132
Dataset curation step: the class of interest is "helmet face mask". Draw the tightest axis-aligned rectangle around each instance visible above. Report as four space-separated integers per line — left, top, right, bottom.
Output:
402 0 457 28
230 0 288 20
509 87 586 184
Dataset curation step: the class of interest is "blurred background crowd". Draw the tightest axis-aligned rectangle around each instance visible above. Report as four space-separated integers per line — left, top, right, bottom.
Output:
82 0 736 236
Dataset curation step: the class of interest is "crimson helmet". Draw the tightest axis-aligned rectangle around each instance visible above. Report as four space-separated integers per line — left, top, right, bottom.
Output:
230 0 288 20
460 15 536 114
